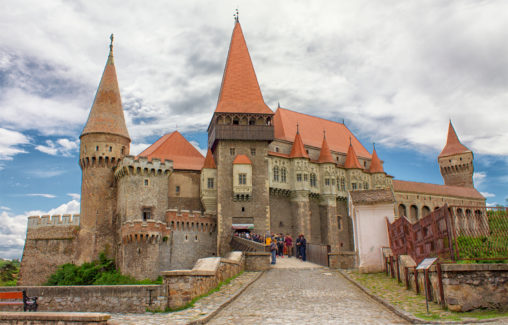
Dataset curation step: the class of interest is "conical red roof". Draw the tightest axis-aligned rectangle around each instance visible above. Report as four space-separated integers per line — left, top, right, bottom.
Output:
138 131 204 170
369 147 384 173
318 134 334 163
344 144 362 169
439 121 471 158
202 148 216 169
81 39 130 140
289 130 309 159
215 22 272 115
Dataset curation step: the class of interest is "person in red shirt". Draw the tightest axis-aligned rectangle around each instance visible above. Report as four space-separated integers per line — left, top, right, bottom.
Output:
284 234 293 257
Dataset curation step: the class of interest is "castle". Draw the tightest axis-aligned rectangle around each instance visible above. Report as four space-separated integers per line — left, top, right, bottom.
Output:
18 20 485 284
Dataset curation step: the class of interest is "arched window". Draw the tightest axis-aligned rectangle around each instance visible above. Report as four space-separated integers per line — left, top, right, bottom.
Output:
310 173 317 187
410 205 419 221
422 206 431 217
398 204 407 218
281 167 287 183
273 166 279 182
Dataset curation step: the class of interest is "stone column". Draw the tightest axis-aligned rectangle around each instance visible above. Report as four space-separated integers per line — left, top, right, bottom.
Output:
291 190 311 239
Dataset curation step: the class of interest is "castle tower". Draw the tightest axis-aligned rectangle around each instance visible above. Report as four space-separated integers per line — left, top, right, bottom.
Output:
208 19 274 255
344 141 363 191
78 35 131 262
369 145 387 189
438 121 474 188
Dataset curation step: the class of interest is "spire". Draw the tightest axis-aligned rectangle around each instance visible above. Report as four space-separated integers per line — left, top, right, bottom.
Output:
318 131 334 163
344 143 362 169
438 121 470 158
202 148 217 169
81 35 130 140
369 145 384 173
289 127 309 159
215 21 272 115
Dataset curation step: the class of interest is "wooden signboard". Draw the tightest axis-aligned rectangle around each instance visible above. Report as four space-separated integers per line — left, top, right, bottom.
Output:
416 257 437 270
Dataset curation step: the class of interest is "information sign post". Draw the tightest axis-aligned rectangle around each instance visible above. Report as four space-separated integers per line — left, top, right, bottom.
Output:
416 257 438 313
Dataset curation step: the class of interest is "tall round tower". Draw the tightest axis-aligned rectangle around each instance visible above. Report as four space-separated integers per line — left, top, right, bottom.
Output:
438 121 474 188
78 35 130 262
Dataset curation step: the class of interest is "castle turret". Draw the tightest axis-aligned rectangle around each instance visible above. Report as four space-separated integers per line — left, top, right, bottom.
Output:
344 142 364 191
369 145 388 189
78 35 131 262
438 121 474 188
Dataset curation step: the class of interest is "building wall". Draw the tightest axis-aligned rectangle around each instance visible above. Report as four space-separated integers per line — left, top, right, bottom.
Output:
168 171 203 211
309 197 321 243
269 194 293 236
216 140 270 256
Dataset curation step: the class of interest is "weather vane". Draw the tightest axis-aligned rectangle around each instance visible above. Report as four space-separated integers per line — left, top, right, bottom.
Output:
296 122 300 133
234 8 239 22
109 34 114 53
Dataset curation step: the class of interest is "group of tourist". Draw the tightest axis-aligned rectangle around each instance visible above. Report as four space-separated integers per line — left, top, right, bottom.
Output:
266 233 307 264
234 231 265 243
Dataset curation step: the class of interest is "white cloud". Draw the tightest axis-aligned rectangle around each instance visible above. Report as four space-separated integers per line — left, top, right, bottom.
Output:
480 192 495 198
26 193 56 198
0 206 11 211
67 193 80 200
473 172 487 187
35 138 79 157
26 169 66 178
486 202 498 207
129 143 150 156
0 128 30 160
0 199 80 260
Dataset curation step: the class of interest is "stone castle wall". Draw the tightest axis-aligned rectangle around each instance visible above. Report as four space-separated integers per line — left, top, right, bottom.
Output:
18 215 81 286
168 171 203 211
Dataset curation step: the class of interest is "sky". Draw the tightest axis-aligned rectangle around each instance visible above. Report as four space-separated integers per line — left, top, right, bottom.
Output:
1 1 507 260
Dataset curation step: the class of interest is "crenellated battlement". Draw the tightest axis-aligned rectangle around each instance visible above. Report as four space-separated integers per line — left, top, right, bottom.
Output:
166 209 217 233
121 220 172 244
27 214 80 229
115 155 173 179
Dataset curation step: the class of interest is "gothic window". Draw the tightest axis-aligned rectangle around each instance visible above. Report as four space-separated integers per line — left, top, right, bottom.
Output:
273 166 279 182
304 174 308 181
207 178 214 189
364 182 369 190
352 183 357 190
251 148 256 156
310 173 317 187
340 178 346 191
238 173 247 185
325 178 330 186
230 148 235 156
281 168 287 183
296 173 302 182
142 208 152 221
176 185 180 194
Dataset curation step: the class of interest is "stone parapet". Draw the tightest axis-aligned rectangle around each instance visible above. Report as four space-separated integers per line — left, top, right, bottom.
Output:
166 209 216 233
115 155 173 179
27 214 80 229
329 251 357 269
245 252 271 271
121 220 171 243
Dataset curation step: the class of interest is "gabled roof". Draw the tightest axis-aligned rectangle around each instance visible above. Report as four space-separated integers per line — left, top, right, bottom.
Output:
233 154 252 164
215 22 272 115
392 180 484 200
344 144 363 169
81 38 130 140
439 121 471 158
202 149 216 169
274 108 370 158
369 147 384 173
318 134 334 163
138 131 204 170
289 130 309 159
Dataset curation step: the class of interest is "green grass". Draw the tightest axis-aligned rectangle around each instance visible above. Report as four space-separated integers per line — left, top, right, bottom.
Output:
147 271 245 313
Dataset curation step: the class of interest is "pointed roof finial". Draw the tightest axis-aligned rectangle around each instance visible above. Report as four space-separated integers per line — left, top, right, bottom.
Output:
296 122 300 134
349 136 352 146
323 129 326 138
277 101 280 109
109 34 114 55
373 142 376 150
234 8 239 22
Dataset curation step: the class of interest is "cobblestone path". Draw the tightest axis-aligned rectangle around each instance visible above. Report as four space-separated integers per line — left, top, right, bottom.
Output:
208 263 408 325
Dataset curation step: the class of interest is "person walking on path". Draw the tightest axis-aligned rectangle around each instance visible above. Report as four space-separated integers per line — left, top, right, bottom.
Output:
284 234 293 257
277 233 284 257
295 235 301 259
270 237 277 264
299 234 307 262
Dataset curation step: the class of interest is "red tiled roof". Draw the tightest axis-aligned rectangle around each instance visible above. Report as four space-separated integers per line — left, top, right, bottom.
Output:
274 108 370 159
344 144 363 169
138 131 204 170
82 44 130 140
233 154 252 164
369 148 384 173
439 121 471 158
318 134 334 163
215 22 272 115
202 148 216 169
289 131 309 158
392 180 485 200
268 151 289 158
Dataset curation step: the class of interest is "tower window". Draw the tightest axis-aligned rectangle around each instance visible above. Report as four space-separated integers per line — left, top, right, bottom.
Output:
109 146 112 152
144 179 149 186
304 174 308 181
337 216 342 230
142 208 152 221
230 148 235 156
121 147 125 155
273 166 279 182
296 173 302 182
241 207 245 212
281 168 287 183
238 173 247 185
207 178 214 189
96 146 99 151
275 147 279 152
175 185 180 194
325 178 330 186
310 173 317 187
251 148 256 156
